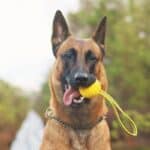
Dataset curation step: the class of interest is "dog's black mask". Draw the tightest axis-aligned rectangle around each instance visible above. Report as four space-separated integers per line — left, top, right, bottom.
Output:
60 48 96 91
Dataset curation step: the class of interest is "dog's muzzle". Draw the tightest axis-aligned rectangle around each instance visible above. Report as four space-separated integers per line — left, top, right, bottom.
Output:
62 71 96 107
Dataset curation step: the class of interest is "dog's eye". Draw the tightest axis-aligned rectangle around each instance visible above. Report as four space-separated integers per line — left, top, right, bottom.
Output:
86 50 98 63
63 52 73 59
61 48 76 61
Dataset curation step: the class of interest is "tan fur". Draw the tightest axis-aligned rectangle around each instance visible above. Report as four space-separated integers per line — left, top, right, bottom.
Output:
41 119 111 150
41 36 111 150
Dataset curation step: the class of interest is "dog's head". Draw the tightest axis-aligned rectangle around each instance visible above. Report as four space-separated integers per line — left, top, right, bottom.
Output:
50 10 108 123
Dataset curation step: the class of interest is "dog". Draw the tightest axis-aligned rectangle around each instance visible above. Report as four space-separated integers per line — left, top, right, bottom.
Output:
40 10 111 150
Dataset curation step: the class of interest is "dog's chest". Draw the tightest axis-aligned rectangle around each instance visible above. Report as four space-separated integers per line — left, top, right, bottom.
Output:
69 130 89 150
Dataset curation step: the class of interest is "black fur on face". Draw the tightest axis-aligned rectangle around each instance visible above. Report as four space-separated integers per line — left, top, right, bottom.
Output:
60 48 98 92
85 50 99 73
60 48 77 91
61 48 77 69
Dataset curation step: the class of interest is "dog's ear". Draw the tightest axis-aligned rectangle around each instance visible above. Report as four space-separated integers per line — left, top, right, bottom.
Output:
52 10 70 57
92 16 107 56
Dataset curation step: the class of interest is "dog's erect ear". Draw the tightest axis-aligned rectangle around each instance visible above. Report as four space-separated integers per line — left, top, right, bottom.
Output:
92 16 107 56
52 10 70 57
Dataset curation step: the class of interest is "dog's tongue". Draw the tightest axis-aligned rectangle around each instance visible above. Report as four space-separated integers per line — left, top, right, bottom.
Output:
63 86 80 106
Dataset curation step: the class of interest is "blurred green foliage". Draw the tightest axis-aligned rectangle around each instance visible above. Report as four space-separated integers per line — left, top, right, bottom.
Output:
68 0 150 147
0 80 29 129
111 110 150 139
34 80 50 118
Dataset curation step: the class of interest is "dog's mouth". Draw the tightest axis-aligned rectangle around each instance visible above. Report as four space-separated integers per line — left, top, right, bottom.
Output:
63 84 89 107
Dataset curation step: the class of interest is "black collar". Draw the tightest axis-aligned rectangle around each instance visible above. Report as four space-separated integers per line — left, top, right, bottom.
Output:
45 107 106 130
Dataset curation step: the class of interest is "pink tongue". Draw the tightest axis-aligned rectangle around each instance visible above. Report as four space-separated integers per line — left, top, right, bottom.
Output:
63 87 80 106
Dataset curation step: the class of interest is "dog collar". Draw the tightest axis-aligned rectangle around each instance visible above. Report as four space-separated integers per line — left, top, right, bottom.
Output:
45 107 106 130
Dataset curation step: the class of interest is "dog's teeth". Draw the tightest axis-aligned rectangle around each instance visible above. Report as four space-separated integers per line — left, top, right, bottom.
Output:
65 85 67 90
68 84 70 89
81 97 84 100
65 84 70 90
73 98 84 103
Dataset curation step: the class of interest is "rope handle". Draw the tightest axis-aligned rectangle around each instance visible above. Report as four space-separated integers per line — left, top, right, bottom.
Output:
99 90 137 136
79 80 138 136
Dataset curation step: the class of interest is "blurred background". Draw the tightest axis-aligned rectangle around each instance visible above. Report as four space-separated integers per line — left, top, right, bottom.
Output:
0 0 149 150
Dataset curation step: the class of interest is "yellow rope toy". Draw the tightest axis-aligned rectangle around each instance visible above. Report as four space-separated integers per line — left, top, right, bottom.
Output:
79 80 138 136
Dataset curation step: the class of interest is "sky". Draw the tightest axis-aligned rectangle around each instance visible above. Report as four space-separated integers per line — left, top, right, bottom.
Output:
0 0 79 92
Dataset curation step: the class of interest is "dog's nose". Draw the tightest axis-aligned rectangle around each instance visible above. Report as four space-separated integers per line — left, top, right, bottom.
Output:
74 72 88 83
70 71 96 88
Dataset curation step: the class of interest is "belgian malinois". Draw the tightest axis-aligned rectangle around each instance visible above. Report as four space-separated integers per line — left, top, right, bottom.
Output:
40 10 111 150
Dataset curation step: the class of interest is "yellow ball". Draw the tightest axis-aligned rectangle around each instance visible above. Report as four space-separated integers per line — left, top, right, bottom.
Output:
79 80 101 98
